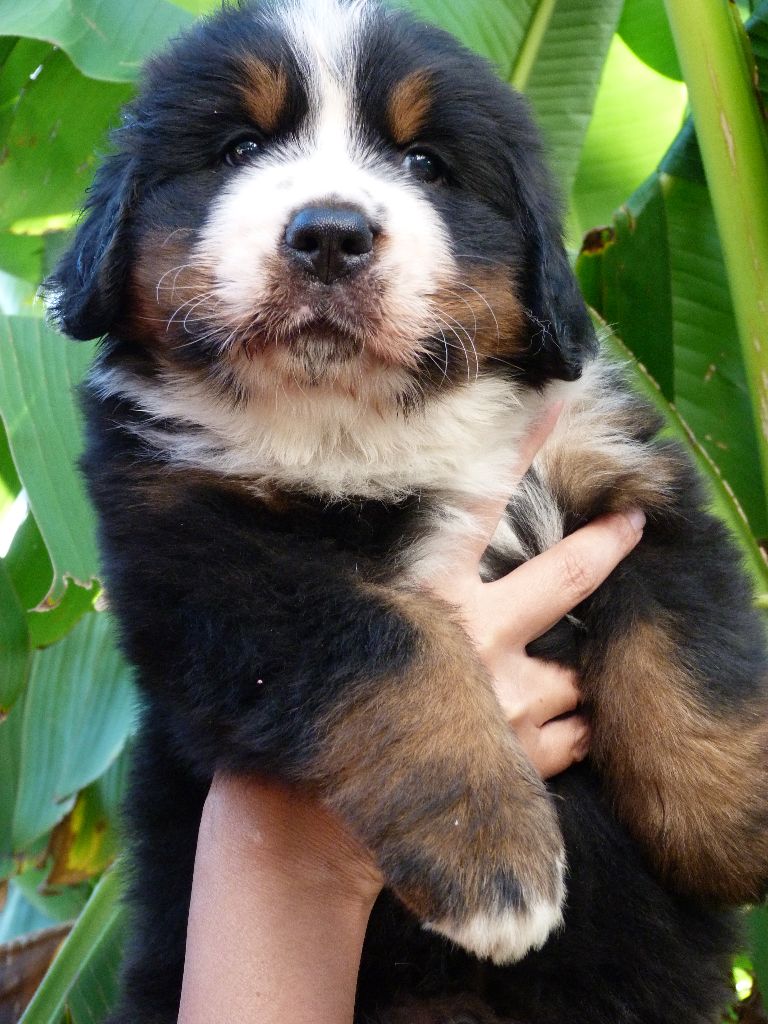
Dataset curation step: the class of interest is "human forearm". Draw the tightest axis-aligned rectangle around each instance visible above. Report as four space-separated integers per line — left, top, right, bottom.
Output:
178 775 381 1024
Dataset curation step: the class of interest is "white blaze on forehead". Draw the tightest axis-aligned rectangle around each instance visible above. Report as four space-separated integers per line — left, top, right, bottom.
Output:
196 0 455 344
278 0 370 82
281 0 362 155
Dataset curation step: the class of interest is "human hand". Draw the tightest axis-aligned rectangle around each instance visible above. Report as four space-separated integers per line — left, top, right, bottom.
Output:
428 407 646 779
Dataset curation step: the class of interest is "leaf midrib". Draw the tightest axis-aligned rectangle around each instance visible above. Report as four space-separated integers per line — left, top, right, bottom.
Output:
511 0 558 92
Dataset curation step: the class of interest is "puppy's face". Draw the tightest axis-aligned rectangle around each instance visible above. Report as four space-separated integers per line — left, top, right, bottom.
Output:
50 0 594 406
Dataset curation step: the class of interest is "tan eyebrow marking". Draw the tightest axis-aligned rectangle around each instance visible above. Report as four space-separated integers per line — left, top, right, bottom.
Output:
240 58 289 133
388 70 433 145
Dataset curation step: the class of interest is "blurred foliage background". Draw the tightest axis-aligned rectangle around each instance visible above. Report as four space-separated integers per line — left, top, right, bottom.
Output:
0 0 767 1021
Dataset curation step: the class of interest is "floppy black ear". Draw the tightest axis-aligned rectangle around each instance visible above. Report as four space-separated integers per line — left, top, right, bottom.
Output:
46 151 139 341
520 220 597 382
511 139 598 384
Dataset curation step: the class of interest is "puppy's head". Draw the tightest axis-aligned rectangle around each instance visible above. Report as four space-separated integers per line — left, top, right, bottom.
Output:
48 0 596 403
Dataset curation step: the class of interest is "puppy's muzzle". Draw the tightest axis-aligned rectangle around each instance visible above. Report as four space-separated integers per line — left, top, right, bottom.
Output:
284 204 375 284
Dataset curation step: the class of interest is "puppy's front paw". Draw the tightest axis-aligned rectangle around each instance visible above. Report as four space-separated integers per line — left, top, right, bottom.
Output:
424 855 565 964
314 591 567 964
383 781 566 965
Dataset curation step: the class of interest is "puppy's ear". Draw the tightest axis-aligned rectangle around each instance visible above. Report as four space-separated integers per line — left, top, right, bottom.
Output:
46 151 138 341
512 145 597 383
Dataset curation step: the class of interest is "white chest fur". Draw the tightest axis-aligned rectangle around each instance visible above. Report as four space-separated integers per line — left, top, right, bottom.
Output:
90 366 575 500
89 359 619 584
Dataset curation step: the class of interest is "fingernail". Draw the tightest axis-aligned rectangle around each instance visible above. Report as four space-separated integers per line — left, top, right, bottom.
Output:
626 508 646 533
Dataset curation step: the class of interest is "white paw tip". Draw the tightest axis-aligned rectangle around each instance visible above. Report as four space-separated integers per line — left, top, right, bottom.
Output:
425 890 565 965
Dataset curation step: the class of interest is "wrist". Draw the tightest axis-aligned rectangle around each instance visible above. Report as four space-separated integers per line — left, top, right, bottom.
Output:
202 773 383 909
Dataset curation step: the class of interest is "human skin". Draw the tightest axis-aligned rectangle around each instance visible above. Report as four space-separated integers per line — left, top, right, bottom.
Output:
178 414 646 1024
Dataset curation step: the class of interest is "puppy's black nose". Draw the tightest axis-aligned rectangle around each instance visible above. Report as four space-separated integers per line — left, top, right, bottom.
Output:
284 206 374 284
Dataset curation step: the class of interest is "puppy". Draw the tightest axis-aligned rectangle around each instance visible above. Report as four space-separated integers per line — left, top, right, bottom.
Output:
48 1 768 1021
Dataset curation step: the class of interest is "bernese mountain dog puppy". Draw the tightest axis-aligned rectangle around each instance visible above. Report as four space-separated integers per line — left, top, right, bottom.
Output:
47 0 768 1021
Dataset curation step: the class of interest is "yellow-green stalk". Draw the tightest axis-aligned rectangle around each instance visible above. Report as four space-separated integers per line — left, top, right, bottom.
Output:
663 0 768 512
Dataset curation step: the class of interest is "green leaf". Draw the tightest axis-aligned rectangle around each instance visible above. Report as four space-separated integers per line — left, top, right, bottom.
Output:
6 504 99 647
748 904 768 1005
0 877 72 941
167 0 220 12
751 1 768 108
5 513 55 612
47 780 119 887
522 0 624 198
0 0 192 83
577 172 767 541
0 666 23 874
0 315 98 599
0 611 136 859
20 864 125 1024
0 555 30 712
577 177 675 401
12 863 91 925
0 762 125 937
0 37 49 141
0 416 20 518
570 35 687 237
0 269 38 315
661 118 705 183
0 41 132 232
403 0 622 198
28 581 99 649
0 34 15 67
618 0 683 80
402 0 538 84
93 744 131 830
0 232 45 285
663 174 767 540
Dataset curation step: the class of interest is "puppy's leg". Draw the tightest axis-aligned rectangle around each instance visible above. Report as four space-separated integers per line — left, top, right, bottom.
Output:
581 544 768 903
535 367 768 901
316 588 565 964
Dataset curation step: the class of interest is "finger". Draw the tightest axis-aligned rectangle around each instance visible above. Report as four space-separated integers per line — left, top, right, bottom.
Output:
488 509 646 641
514 401 564 476
455 403 564 568
531 713 591 780
495 660 582 730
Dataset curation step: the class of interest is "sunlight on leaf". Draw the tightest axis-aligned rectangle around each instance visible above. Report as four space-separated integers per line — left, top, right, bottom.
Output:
0 316 98 598
0 0 192 83
570 35 687 237
734 965 755 1001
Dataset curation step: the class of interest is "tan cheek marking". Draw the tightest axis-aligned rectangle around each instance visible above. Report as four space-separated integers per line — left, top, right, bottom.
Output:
124 229 216 350
587 619 768 903
240 58 289 133
432 265 524 362
388 70 433 145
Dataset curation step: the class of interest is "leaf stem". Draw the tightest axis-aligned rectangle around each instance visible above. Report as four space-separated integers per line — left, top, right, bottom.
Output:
20 864 123 1024
511 0 557 92
663 0 768 514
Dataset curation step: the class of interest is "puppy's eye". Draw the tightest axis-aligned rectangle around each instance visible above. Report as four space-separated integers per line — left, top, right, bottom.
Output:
223 137 262 167
402 149 444 184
